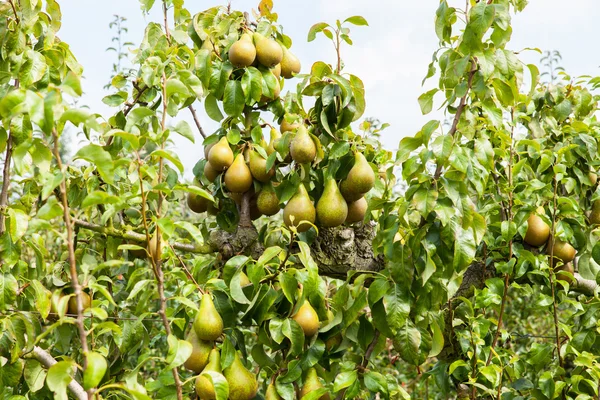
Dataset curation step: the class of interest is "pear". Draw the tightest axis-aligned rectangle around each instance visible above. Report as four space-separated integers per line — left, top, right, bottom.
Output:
208 137 234 171
184 329 212 373
68 291 91 315
292 300 320 337
548 238 576 265
204 142 216 160
195 349 223 399
346 153 375 194
590 200 600 225
267 128 281 156
271 63 282 80
523 212 550 247
257 186 280 216
316 179 348 227
283 184 315 232
229 33 256 68
224 351 258 400
280 117 300 133
194 293 224 341
224 154 253 193
253 32 283 67
290 125 316 164
204 161 220 183
300 368 330 400
280 47 301 78
339 180 363 203
239 271 251 287
325 333 342 352
346 197 368 224
249 150 275 183
589 171 598 186
265 383 282 400
188 192 209 214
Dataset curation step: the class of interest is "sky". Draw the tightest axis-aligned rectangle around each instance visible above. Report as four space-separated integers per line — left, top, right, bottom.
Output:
56 0 600 178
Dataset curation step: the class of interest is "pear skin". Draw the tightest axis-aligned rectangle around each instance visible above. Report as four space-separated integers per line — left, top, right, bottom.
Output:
68 291 91 315
253 32 283 67
290 125 316 164
208 137 234 171
195 349 223 399
283 184 315 232
194 293 224 341
257 186 280 216
204 161 220 183
292 300 320 337
280 117 300 133
300 367 330 400
225 154 253 193
316 179 348 227
523 214 550 247
183 329 212 373
229 33 256 68
188 192 209 214
548 238 576 264
590 200 600 225
271 63 282 80
224 352 258 400
267 128 281 156
249 150 275 183
346 153 375 194
346 197 368 224
280 46 301 78
340 179 364 203
265 383 282 400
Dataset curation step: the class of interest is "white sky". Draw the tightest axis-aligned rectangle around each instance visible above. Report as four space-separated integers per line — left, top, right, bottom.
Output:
57 0 600 178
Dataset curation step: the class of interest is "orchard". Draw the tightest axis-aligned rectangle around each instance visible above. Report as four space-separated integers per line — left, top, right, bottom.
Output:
1 0 600 399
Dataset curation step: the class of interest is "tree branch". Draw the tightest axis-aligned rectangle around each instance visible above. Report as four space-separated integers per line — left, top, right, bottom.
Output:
31 346 87 400
0 135 13 239
188 105 207 138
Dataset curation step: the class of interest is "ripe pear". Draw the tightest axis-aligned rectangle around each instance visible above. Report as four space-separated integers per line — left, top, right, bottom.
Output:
204 161 220 183
590 200 600 225
271 63 282 80
208 137 234 171
229 33 256 68
548 238 576 265
346 197 368 224
345 153 375 194
523 213 550 247
195 349 222 399
290 125 316 164
280 47 301 78
280 116 300 133
316 179 348 227
267 128 281 156
589 171 598 186
68 291 91 315
204 142 216 160
265 383 282 400
183 329 212 373
300 368 330 400
253 32 283 67
292 300 320 337
249 150 275 183
225 154 253 193
257 186 280 216
283 184 315 232
194 293 224 341
339 180 363 203
147 234 160 261
188 193 209 214
224 351 258 400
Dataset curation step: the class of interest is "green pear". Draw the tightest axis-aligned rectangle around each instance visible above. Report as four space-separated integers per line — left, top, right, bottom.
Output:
225 154 253 193
283 184 315 232
68 291 91 315
253 32 283 67
590 200 600 225
280 46 301 78
292 300 320 337
346 197 368 224
290 125 316 164
345 153 375 194
208 137 234 171
183 328 212 373
194 293 224 341
188 192 209 214
267 128 281 156
524 211 550 247
195 349 223 399
257 186 280 216
204 142 216 160
229 33 256 68
340 179 363 203
271 63 282 80
249 150 275 183
548 238 576 264
280 116 300 133
316 179 348 227
224 351 258 400
204 161 220 183
300 367 330 400
265 383 282 400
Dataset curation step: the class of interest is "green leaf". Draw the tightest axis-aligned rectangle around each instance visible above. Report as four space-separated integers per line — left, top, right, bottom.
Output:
418 89 438 115
172 120 195 143
166 78 190 98
0 274 18 310
150 149 184 173
24 359 46 392
202 371 229 400
166 334 193 369
333 370 357 392
205 93 224 122
364 371 388 395
394 320 421 365
242 67 263 104
344 16 369 26
256 246 283 268
307 22 330 42
283 319 305 356
47 361 75 400
74 144 115 184
83 352 108 390
82 191 122 209
7 208 29 240
30 280 51 320
385 284 410 333
20 50 47 87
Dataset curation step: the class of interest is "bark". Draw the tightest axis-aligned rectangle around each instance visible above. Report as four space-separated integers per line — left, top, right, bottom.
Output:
31 346 87 400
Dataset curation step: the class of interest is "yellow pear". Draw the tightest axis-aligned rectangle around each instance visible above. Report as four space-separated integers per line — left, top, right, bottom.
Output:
548 238 576 265
195 349 222 399
249 150 275 183
292 300 320 337
316 179 348 227
300 367 330 400
229 33 256 68
265 383 282 400
346 197 368 224
257 186 280 216
524 212 550 247
590 200 600 225
194 293 224 341
183 328 212 373
290 125 316 164
253 32 283 67
280 46 301 78
68 291 91 315
224 352 258 400
280 116 300 133
204 142 216 160
589 171 598 186
225 154 253 193
283 184 315 232
271 63 282 80
208 137 234 171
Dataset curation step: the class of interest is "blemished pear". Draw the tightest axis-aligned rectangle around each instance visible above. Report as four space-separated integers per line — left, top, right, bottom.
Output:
316 179 348 227
249 150 275 183
283 184 315 232
183 328 212 373
265 383 283 400
292 300 320 337
208 137 234 171
229 33 256 67
203 161 220 183
548 238 576 264
224 352 258 400
523 213 550 247
300 368 330 400
225 154 253 193
194 293 224 341
257 186 280 216
290 125 316 164
345 153 375 194
280 46 301 78
590 199 600 225
188 192 209 214
195 349 222 399
346 197 368 224
253 32 283 67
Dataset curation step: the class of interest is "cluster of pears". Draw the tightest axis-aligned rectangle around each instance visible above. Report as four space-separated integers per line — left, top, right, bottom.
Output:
184 293 258 400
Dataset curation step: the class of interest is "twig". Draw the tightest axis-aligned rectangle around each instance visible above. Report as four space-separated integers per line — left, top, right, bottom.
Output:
7 0 19 24
0 136 13 240
31 346 87 400
335 330 380 400
168 242 204 295
188 105 207 138
548 176 564 369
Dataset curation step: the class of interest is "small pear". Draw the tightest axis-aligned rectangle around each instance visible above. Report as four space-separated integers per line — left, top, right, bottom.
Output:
249 150 275 183
208 137 234 171
590 200 600 225
253 32 283 67
346 197 368 224
292 300 320 337
188 192 209 214
300 368 330 400
224 352 258 400
524 213 550 247
345 153 375 194
290 125 316 164
225 154 253 193
203 161 220 183
204 142 216 160
195 349 223 399
283 184 315 232
280 116 300 133
257 186 280 216
229 33 256 68
271 63 282 80
316 179 348 227
194 293 224 341
265 383 282 400
183 329 212 373
280 46 301 78
548 238 576 265
68 291 91 315
267 128 281 156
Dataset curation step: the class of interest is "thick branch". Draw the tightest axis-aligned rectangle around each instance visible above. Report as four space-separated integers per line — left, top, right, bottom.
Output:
31 346 87 400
